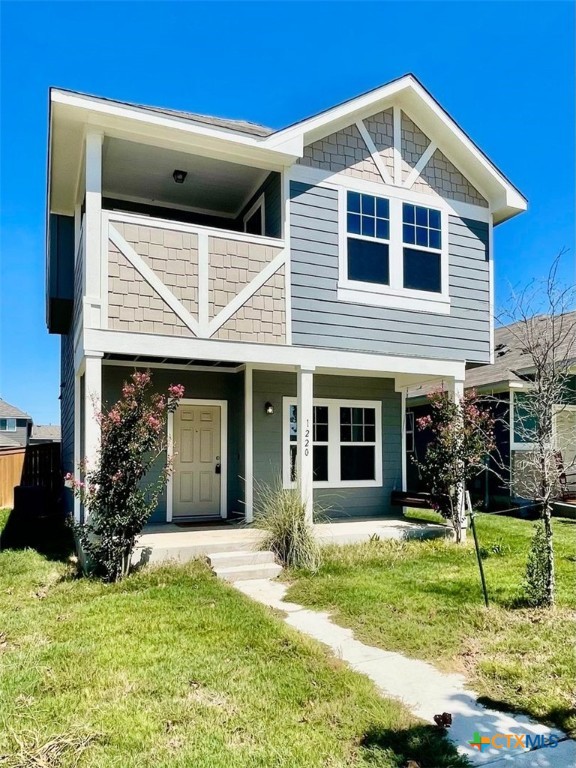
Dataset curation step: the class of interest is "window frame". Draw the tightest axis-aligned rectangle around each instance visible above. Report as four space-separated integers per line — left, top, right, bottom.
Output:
405 411 415 454
337 187 451 313
243 193 265 236
282 397 383 489
0 418 17 432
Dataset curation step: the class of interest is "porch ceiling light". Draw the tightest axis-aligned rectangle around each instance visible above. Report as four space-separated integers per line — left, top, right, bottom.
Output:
264 402 274 415
173 169 187 184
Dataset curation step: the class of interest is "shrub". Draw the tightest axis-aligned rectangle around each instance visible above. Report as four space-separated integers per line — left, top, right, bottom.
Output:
524 520 554 608
68 371 184 582
253 480 321 571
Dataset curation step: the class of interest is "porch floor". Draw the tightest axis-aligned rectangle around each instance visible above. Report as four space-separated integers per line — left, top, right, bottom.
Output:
134 517 450 566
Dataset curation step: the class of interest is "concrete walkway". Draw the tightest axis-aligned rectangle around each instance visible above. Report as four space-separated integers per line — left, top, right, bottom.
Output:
235 578 576 767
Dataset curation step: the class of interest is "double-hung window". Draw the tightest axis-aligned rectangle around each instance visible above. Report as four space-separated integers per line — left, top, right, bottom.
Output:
346 192 390 285
284 398 382 488
402 203 442 293
340 190 448 312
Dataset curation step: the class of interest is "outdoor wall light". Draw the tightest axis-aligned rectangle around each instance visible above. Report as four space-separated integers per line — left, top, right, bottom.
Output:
173 169 188 184
264 402 274 415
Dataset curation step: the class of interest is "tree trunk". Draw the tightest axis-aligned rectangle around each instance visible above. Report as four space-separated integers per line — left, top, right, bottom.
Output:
542 502 555 607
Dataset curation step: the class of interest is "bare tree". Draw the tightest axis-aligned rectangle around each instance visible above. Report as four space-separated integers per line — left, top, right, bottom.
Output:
499 252 576 606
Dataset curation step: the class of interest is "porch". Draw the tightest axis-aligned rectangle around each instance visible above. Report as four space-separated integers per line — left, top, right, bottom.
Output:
133 516 451 566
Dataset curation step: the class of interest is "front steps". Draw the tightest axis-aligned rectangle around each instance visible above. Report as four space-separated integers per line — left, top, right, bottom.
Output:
208 550 282 582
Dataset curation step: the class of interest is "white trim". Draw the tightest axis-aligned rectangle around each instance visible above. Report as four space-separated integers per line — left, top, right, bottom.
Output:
242 193 265 235
85 132 103 326
73 372 81 523
283 396 383 491
337 188 451 313
355 119 393 185
296 367 315 521
282 169 293 344
207 249 286 336
393 105 402 186
403 141 437 189
108 223 201 336
197 231 209 335
105 191 238 220
100 213 109 330
167 398 228 522
488 215 495 363
401 390 408 491
83 354 102 495
289 164 491 223
84 327 468 379
244 365 254 523
102 359 241 374
106 210 284 248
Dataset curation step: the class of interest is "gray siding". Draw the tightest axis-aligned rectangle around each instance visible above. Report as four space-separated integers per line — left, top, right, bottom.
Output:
102 366 244 524
253 371 402 518
290 181 491 363
237 172 282 238
60 333 75 515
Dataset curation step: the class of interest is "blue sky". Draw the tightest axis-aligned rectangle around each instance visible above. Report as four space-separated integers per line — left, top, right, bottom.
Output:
1 1 574 424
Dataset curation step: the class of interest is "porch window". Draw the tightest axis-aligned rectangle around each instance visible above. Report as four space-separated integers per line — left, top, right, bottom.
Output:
405 411 415 453
283 398 382 488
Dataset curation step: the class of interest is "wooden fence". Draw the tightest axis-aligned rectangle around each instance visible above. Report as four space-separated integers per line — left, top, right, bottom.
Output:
0 447 26 508
0 443 61 509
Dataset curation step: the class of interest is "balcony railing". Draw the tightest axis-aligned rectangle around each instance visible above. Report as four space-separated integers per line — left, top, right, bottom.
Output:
104 211 287 344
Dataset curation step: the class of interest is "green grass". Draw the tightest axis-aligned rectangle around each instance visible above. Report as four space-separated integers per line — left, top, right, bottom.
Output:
0 548 467 767
0 508 10 533
286 514 576 737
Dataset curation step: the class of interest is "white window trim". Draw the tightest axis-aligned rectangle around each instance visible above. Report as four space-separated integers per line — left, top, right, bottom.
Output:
406 411 415 454
337 188 450 314
243 193 265 235
282 397 383 489
0 418 17 432
510 390 536 452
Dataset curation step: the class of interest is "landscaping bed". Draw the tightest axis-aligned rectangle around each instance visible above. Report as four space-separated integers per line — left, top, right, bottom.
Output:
286 513 576 737
0 542 466 767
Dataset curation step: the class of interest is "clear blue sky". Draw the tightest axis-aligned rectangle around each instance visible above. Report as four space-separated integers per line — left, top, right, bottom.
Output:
1 1 574 424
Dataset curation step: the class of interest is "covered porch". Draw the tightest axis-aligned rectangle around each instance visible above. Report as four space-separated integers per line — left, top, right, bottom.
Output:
76 345 466 527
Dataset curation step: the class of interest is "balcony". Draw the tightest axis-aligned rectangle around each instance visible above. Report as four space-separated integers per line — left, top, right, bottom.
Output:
104 210 287 345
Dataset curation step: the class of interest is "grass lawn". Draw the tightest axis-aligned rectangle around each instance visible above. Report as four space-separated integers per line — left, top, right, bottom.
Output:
286 513 576 738
0 537 468 767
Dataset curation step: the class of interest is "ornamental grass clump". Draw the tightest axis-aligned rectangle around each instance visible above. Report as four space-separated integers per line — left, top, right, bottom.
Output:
253 479 321 571
67 371 184 582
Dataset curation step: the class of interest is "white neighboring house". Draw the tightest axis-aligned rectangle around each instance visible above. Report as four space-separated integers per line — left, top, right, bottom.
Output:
45 73 527 526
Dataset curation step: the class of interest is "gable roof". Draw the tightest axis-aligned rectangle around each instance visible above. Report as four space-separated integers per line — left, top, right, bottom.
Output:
466 311 576 390
49 73 527 223
0 434 21 449
0 399 31 420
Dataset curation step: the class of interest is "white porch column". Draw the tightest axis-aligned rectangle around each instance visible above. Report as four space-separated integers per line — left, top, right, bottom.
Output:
400 387 408 492
84 353 102 481
244 365 254 523
297 365 315 523
84 131 103 329
73 371 82 523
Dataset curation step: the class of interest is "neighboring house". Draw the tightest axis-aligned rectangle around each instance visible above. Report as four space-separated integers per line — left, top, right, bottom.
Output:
45 74 526 525
30 425 62 445
0 399 32 448
407 314 576 507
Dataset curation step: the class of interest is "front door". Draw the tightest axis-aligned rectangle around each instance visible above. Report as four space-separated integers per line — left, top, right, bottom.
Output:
173 404 221 518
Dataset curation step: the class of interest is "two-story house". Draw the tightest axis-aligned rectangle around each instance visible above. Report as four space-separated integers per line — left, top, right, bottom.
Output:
46 74 526 527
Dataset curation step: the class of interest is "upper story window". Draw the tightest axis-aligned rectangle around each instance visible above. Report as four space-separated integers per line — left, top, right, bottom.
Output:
0 418 17 432
339 188 449 314
402 204 442 293
346 192 390 285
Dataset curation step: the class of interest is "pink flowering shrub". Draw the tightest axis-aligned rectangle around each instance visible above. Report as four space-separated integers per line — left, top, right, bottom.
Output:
69 371 183 581
413 388 495 542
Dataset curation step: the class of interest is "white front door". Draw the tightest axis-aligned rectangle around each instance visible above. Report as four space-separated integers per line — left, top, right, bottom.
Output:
173 404 221 518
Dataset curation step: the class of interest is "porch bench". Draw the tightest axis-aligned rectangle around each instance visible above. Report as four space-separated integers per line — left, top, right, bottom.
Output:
390 490 434 510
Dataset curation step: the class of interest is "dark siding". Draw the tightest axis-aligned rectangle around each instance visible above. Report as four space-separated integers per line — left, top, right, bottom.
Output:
60 333 75 515
253 371 402 518
290 181 491 363
236 172 282 238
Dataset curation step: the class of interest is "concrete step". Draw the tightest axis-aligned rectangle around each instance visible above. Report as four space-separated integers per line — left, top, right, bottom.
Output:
208 550 276 569
213 560 283 582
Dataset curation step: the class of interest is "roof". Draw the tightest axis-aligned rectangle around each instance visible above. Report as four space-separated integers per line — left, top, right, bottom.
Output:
0 434 22 449
31 424 61 441
0 399 31 420
467 311 576 390
49 73 527 224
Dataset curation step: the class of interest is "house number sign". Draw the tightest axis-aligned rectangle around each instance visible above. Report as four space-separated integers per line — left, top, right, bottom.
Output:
304 419 310 456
